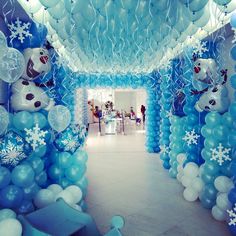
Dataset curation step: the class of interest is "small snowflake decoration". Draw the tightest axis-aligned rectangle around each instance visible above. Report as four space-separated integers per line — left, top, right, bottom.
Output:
61 133 78 152
0 131 27 167
227 204 236 226
165 110 173 119
160 145 170 155
210 143 231 166
192 40 208 57
182 129 200 146
8 17 32 43
24 124 48 150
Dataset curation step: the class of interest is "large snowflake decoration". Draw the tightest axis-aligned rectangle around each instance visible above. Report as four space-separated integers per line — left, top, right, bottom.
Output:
160 145 170 155
8 18 32 43
182 129 200 146
0 131 27 167
192 40 208 57
227 204 236 226
210 143 231 166
54 124 81 153
24 124 48 150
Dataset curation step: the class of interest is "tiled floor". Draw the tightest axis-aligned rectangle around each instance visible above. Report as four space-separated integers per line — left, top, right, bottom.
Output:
85 124 230 236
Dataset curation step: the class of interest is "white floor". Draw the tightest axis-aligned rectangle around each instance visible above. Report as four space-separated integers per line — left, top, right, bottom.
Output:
85 124 230 236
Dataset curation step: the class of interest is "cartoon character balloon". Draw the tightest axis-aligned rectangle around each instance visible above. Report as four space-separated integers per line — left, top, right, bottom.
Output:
195 84 230 113
22 48 51 81
10 79 54 112
192 58 218 91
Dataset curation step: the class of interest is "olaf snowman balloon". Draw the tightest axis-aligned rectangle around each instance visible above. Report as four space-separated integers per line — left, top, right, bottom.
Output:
22 48 51 81
10 47 54 112
194 84 230 113
11 79 54 112
192 58 218 91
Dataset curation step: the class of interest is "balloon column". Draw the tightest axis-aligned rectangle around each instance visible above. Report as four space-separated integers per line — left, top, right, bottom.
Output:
0 26 88 235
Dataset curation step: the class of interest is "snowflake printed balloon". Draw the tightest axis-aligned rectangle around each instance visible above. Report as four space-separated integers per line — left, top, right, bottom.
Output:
0 131 29 167
54 124 82 153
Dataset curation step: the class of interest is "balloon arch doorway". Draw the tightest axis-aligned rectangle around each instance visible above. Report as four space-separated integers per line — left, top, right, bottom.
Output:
63 71 162 153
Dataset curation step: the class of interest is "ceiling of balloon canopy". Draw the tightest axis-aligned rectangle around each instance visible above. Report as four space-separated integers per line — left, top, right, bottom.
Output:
17 0 236 74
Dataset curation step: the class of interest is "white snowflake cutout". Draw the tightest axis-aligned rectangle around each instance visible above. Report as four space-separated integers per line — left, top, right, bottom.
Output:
192 40 208 57
165 110 173 119
160 145 170 155
8 17 32 43
227 204 236 226
210 143 231 166
182 129 200 146
24 124 48 150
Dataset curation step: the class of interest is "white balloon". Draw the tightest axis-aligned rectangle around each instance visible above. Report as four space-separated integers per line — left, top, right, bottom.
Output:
216 193 232 211
56 190 74 205
214 176 234 193
47 184 63 195
183 187 199 202
65 185 83 204
34 189 55 208
183 162 199 178
181 175 192 187
48 105 71 132
71 204 82 211
177 173 183 182
0 218 22 236
191 177 204 193
0 48 25 83
177 153 187 164
211 205 227 221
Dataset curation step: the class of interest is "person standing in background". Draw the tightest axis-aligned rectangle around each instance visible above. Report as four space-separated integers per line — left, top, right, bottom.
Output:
141 105 146 125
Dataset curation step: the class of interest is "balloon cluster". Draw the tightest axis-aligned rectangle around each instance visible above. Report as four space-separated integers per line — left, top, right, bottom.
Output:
200 111 234 210
159 73 172 169
47 149 88 191
0 209 22 236
168 116 185 178
181 162 204 202
18 0 236 74
212 176 233 221
34 184 85 211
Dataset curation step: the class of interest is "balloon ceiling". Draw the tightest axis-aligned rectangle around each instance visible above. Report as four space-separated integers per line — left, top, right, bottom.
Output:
17 0 236 74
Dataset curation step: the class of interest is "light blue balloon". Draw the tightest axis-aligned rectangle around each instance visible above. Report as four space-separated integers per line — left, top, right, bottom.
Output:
230 13 236 28
0 106 9 136
13 111 33 130
48 105 71 132
230 45 236 61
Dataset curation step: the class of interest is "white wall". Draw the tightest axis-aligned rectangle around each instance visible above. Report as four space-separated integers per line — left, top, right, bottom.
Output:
114 89 146 117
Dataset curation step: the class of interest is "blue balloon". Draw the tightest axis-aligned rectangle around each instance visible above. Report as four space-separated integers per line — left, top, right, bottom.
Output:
28 157 44 174
23 182 40 200
0 167 11 189
11 164 35 188
13 111 34 130
32 112 48 129
0 185 23 208
35 171 47 187
230 45 236 61
17 200 35 214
